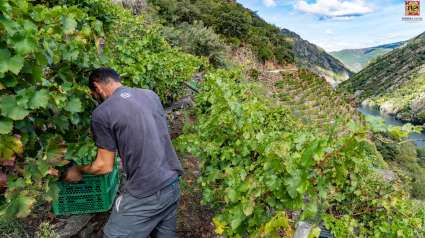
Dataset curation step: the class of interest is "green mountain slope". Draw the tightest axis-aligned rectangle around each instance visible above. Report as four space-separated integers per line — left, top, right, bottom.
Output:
337 31 425 122
330 41 406 72
280 29 355 84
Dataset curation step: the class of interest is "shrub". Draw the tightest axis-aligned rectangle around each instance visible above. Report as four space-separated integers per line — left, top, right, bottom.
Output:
250 68 260 79
273 45 295 64
257 44 274 62
417 147 425 168
417 110 425 121
163 21 228 69
395 142 418 164
373 132 401 160
227 37 241 49
359 140 389 170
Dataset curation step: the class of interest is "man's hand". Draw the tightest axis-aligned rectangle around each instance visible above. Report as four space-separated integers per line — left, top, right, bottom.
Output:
63 166 84 183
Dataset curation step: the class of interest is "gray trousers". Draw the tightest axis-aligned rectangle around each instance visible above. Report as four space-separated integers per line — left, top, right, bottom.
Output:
103 181 181 238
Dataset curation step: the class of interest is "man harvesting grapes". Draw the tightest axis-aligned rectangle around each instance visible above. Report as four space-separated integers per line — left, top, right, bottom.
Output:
63 67 184 238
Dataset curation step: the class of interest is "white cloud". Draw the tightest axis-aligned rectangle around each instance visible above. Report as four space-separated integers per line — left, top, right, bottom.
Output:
293 0 379 20
329 16 356 21
325 30 333 35
263 0 277 8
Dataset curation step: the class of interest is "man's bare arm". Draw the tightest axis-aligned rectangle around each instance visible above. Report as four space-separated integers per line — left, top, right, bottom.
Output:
63 148 115 183
78 148 116 175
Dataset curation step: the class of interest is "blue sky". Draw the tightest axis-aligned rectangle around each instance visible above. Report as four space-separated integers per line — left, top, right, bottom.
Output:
236 0 425 52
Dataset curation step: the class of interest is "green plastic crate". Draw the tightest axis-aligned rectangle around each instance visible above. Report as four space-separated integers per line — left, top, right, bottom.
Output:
53 157 120 215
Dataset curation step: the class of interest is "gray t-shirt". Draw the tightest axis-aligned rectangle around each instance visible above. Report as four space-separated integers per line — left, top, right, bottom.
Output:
90 86 184 198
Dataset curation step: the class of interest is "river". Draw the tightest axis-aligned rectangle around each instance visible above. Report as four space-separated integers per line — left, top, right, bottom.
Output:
332 83 425 148
357 105 425 148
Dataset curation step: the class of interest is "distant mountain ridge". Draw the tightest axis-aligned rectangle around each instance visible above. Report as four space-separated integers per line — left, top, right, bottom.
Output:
337 31 425 123
280 28 355 84
330 41 406 72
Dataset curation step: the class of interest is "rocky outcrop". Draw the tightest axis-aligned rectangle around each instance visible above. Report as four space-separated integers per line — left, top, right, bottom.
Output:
228 44 293 71
280 29 355 83
111 0 149 15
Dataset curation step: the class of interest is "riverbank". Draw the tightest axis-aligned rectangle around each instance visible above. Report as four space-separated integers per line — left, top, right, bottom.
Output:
358 104 425 148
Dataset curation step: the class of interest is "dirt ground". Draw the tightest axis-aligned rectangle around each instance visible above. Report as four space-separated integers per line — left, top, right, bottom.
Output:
175 153 217 238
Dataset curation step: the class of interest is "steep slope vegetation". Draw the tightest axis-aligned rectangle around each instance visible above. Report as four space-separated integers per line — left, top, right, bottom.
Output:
280 29 355 84
147 0 295 69
338 31 425 122
330 41 406 72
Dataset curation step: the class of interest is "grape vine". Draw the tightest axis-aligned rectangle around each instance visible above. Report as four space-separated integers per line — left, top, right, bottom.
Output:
176 67 425 237
0 0 205 219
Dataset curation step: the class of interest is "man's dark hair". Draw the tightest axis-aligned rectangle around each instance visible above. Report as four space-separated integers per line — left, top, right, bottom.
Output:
89 67 121 91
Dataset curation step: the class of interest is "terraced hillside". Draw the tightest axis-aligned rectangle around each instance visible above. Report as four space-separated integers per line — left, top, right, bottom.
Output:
259 68 363 133
337 31 425 122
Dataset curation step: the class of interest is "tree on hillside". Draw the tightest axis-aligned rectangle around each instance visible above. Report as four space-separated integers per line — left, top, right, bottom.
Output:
212 4 250 39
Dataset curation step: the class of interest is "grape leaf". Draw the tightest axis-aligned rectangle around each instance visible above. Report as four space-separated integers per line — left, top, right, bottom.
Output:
60 45 80 61
0 49 25 74
317 176 329 199
42 37 57 57
62 15 77 34
29 166 42 184
213 218 227 235
0 2 10 13
335 164 348 184
0 95 30 120
0 135 23 165
0 117 13 134
37 161 50 177
22 86 49 109
366 115 387 133
230 215 244 230
379 221 390 233
33 52 48 66
300 138 320 168
0 82 4 90
0 15 19 36
0 187 35 220
242 200 254 216
45 178 60 202
226 188 239 203
15 0 29 13
58 66 74 81
0 73 18 87
300 199 317 220
308 227 321 238
43 134 67 162
6 177 25 189
64 95 83 114
7 29 39 55
283 169 308 198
